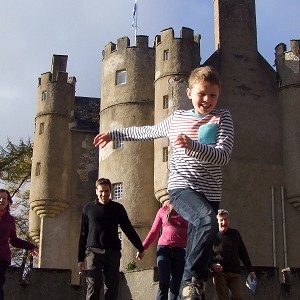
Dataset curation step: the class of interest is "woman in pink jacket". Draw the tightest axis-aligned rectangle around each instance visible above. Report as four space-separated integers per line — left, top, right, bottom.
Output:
137 201 188 300
0 189 38 300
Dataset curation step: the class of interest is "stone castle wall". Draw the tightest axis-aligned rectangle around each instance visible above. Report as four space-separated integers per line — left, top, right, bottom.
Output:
4 266 300 300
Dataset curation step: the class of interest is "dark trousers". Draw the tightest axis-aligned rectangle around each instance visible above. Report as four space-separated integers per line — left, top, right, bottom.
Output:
85 248 121 300
0 261 9 300
213 272 243 300
169 188 219 282
156 245 186 300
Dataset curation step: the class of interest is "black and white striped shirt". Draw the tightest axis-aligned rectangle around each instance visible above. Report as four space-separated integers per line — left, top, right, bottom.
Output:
109 109 234 202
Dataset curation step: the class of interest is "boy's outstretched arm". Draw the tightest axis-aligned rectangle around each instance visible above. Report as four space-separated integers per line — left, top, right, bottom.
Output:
93 132 111 148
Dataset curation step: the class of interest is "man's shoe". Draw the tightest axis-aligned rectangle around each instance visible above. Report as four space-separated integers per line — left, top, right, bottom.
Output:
181 277 205 300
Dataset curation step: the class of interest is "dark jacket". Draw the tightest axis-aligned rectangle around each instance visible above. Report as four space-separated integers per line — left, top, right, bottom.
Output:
212 228 254 274
78 199 144 262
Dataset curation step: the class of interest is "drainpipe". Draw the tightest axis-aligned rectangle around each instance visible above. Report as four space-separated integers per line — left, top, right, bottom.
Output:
271 186 276 267
281 186 288 268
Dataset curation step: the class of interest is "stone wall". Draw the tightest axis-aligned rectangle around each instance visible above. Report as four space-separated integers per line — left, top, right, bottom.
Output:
4 266 300 300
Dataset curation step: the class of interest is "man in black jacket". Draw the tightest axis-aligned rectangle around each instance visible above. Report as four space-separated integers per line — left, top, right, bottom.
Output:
211 209 256 300
78 178 145 300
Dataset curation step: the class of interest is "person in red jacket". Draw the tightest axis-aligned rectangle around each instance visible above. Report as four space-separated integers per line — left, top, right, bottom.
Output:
136 201 188 300
0 189 38 300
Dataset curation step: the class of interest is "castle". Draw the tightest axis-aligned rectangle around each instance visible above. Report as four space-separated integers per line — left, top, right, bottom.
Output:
7 0 300 299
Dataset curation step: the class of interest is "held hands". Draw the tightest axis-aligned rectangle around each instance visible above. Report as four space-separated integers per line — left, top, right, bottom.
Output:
30 246 39 256
93 132 111 148
136 251 145 261
174 134 193 150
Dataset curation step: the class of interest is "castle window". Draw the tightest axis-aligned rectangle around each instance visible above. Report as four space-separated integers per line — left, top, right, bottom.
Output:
116 70 127 85
41 91 47 101
163 95 169 109
35 162 41 176
163 147 169 162
112 182 123 200
163 50 169 61
113 140 124 149
39 122 44 135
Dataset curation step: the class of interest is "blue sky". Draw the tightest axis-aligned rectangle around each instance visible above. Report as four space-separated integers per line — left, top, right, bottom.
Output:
1 0 299 145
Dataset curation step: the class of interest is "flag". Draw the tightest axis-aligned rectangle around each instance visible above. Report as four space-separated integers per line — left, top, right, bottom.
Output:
132 0 137 29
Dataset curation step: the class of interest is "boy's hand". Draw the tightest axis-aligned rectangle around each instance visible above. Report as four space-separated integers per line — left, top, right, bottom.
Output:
93 132 111 148
174 134 193 149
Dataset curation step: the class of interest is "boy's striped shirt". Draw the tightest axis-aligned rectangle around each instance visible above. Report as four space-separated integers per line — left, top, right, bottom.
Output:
109 109 234 202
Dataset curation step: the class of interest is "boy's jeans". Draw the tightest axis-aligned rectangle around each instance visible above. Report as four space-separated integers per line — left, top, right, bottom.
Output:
169 188 218 282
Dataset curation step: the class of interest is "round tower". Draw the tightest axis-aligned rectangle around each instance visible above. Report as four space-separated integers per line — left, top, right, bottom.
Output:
275 40 300 211
153 27 200 203
29 55 76 268
100 36 158 270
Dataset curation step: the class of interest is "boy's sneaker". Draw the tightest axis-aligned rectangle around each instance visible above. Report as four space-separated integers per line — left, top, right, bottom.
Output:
181 277 205 300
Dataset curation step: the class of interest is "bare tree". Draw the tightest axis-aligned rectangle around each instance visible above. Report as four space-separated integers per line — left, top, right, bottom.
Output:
0 138 36 280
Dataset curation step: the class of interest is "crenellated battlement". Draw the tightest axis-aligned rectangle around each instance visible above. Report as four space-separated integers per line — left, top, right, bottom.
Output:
136 35 150 48
275 40 300 61
275 39 300 84
38 72 52 85
154 27 200 47
291 39 300 57
38 72 76 87
117 36 130 51
38 54 76 86
102 35 152 59
275 42 286 59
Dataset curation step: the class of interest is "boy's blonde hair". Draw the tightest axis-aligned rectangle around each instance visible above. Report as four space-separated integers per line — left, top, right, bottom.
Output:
188 66 221 89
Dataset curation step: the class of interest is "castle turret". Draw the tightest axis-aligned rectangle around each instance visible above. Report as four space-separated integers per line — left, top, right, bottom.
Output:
29 55 76 268
153 27 200 203
100 36 158 270
275 40 300 211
